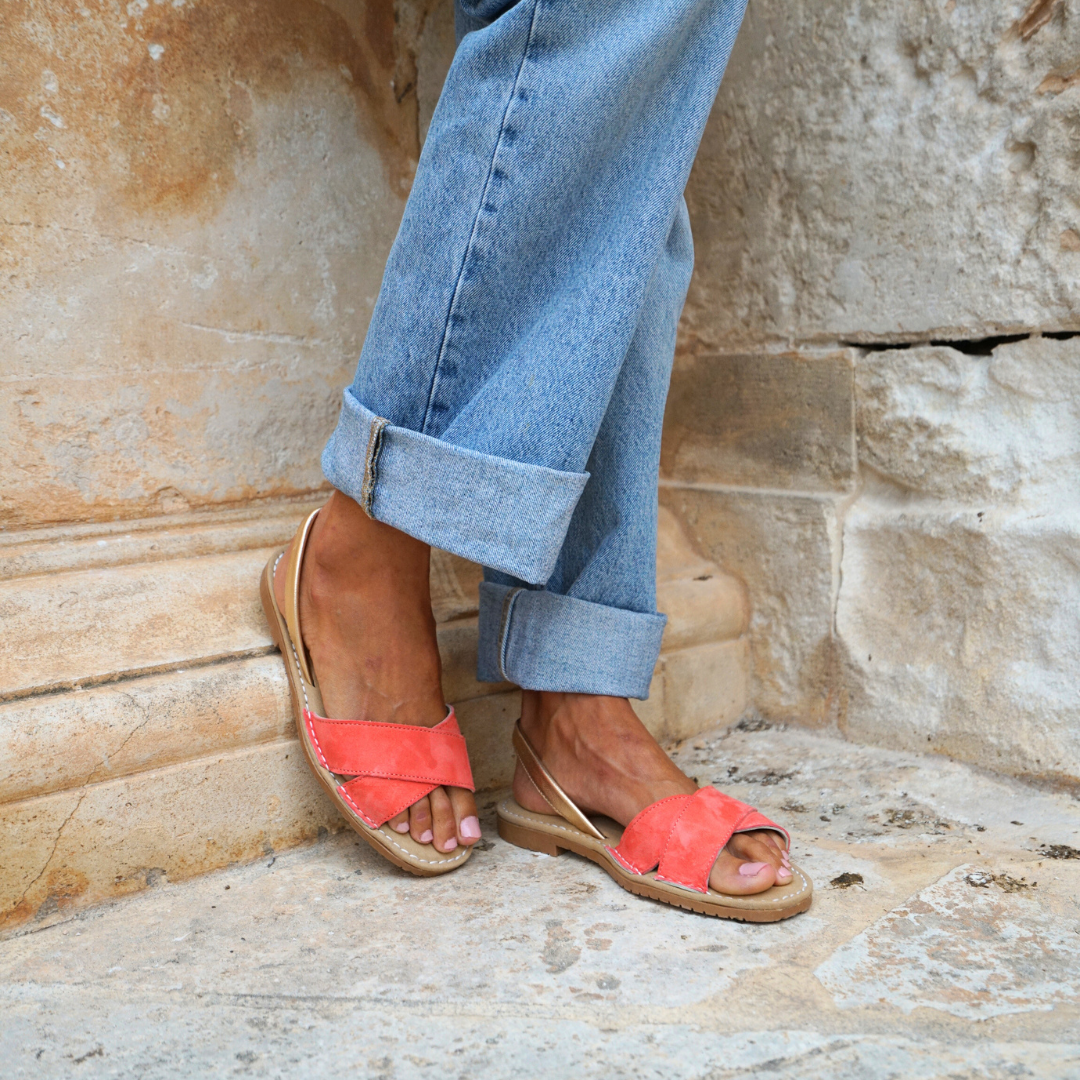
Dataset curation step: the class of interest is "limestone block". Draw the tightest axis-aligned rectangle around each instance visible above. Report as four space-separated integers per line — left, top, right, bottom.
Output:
0 498 321 581
0 739 345 933
437 617 514 703
0 657 292 806
856 337 1080 504
656 505 749 648
658 575 748 651
683 0 1080 348
662 488 841 726
0 0 424 527
662 350 856 493
0 547 276 699
837 500 1080 788
655 639 750 743
632 641 749 744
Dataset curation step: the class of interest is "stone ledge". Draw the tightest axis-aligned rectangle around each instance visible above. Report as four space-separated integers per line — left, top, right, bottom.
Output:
0 739 345 935
0 504 751 929
0 636 748 935
0 522 747 793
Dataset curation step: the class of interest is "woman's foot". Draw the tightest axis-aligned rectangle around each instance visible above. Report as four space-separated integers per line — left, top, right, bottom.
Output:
513 691 791 894
274 492 482 853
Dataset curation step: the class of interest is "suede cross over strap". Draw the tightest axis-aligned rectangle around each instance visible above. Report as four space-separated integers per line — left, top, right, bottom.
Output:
608 786 789 894
303 706 475 829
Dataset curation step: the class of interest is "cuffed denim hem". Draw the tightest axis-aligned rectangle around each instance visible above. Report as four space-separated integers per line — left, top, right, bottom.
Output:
321 389 589 585
476 581 666 700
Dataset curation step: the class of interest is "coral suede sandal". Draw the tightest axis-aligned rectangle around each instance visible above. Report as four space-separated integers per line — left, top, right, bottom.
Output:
497 723 812 921
261 509 476 876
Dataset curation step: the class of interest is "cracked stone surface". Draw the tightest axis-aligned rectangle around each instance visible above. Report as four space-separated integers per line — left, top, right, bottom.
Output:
816 864 1080 1020
3 723 1079 1078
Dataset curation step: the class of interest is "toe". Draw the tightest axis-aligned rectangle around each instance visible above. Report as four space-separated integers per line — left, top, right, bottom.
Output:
449 786 481 846
710 833 789 894
409 795 434 845
729 830 786 869
388 810 410 834
429 787 458 853
708 850 778 894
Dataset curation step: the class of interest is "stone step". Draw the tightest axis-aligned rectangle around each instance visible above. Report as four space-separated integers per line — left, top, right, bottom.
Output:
6 724 1078 1073
0 502 750 932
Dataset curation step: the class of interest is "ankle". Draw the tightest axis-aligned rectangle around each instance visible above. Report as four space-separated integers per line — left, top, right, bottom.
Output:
520 689 563 744
307 493 431 592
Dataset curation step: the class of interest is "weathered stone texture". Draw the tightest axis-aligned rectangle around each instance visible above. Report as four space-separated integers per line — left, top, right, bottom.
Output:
834 335 1080 786
662 3 1080 789
0 0 429 527
0 657 292 805
856 337 1080 504
661 488 841 726
4 725 1080 1074
838 500 1080 788
682 0 1080 349
0 739 346 933
662 349 856 493
817 863 1080 1020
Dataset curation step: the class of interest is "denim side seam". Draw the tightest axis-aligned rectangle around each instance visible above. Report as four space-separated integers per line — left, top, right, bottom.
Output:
496 586 525 681
359 416 389 517
422 0 543 434
477 581 666 700
322 388 589 584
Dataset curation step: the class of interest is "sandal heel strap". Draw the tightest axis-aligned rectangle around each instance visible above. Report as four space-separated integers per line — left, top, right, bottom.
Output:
512 722 605 841
284 507 321 687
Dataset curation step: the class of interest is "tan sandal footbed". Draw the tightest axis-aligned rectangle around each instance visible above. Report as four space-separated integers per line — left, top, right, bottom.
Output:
260 538 472 877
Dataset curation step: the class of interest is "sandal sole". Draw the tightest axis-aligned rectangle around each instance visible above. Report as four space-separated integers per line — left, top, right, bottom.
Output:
497 797 811 922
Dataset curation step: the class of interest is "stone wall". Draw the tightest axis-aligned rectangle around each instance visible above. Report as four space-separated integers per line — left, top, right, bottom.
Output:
1 0 442 528
661 0 1080 790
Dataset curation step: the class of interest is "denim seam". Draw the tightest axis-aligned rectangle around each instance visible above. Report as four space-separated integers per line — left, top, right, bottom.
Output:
360 415 389 517
421 0 543 435
497 586 524 681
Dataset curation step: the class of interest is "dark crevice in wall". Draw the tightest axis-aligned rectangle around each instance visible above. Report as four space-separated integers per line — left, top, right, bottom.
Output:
843 331 1079 355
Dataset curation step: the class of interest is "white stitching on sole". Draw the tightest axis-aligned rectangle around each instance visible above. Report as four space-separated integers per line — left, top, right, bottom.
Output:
498 800 809 904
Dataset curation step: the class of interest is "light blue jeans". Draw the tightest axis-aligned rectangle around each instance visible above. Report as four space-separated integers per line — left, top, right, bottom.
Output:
323 0 747 699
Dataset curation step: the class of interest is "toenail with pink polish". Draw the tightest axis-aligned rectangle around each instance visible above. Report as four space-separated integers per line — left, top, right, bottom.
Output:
778 865 792 877
393 821 410 833
419 829 433 844
738 861 769 877
460 816 482 839
442 837 458 851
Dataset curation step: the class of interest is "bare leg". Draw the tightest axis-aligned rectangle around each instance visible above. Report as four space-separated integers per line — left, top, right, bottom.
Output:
514 691 791 894
274 491 481 852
